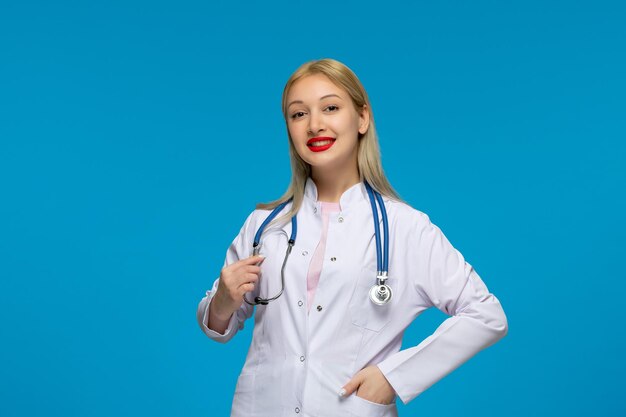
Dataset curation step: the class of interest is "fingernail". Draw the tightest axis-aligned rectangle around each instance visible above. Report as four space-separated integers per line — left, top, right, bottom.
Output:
338 388 346 397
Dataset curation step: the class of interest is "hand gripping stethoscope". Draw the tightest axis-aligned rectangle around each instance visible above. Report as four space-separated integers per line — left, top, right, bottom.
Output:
243 181 392 306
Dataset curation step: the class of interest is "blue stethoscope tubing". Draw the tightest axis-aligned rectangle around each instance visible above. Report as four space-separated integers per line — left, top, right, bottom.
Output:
243 180 391 306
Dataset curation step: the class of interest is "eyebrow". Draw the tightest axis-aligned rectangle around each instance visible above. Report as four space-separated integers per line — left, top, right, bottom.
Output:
287 94 343 108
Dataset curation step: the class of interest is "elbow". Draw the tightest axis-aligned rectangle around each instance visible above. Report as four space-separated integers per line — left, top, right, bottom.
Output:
474 296 509 343
496 314 508 339
462 294 509 341
484 293 508 341
492 305 509 341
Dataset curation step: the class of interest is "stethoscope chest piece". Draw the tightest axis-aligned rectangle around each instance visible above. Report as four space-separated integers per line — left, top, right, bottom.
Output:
369 283 393 305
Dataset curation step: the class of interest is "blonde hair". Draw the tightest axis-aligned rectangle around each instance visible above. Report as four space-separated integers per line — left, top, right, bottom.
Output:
256 58 404 228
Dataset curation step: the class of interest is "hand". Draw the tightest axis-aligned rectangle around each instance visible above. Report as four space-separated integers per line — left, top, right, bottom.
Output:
340 365 396 405
212 255 265 319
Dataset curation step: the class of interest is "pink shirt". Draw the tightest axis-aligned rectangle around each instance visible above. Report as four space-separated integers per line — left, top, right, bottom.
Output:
306 201 341 313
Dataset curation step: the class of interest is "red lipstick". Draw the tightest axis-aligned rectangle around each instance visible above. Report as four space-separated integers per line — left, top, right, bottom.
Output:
307 136 336 152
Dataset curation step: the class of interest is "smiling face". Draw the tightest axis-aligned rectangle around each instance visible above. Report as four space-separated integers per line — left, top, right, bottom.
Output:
285 73 369 177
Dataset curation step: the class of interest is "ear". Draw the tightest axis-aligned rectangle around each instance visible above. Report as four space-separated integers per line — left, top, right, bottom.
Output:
358 104 370 135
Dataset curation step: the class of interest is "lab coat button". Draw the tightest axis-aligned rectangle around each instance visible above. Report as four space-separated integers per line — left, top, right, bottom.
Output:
300 355 305 362
302 250 308 256
338 216 344 223
330 257 336 262
298 300 303 307
317 305 322 312
295 407 301 413
313 207 317 213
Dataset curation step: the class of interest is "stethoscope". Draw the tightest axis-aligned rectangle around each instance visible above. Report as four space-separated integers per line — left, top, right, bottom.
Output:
243 181 392 306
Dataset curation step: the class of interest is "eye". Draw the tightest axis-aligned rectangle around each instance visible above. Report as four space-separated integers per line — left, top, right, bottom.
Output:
325 105 339 112
290 111 306 120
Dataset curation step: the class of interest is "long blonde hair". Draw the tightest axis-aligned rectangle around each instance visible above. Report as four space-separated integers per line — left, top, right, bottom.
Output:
256 58 404 228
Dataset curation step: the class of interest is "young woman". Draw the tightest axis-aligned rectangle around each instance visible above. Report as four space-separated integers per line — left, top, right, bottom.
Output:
197 58 508 417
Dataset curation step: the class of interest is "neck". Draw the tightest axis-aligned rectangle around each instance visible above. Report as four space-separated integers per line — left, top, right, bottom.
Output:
311 166 360 203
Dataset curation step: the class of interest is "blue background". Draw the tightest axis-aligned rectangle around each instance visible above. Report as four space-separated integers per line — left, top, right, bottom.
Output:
1 1 625 416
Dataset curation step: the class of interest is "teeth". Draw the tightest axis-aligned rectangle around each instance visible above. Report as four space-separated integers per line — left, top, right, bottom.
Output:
309 140 334 147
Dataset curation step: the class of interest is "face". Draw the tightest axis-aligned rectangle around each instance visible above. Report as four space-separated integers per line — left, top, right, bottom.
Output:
285 74 369 174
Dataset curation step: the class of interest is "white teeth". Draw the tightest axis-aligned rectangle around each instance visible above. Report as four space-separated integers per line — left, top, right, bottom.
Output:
309 140 334 147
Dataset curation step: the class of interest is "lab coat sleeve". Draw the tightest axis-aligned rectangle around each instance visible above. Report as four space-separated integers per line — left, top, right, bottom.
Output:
196 211 256 344
377 213 508 404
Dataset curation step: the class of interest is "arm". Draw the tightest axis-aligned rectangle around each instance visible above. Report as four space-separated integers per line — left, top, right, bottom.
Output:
377 213 509 404
196 276 248 343
207 294 235 335
196 212 258 343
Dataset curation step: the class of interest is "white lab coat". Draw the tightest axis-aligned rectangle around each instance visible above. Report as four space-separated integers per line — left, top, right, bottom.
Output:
197 178 508 417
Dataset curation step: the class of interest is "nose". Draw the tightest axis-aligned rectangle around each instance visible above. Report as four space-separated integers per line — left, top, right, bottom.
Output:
307 110 325 135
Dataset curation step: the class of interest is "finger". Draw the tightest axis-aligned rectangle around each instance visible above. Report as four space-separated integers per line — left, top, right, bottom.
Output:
247 255 266 265
243 264 262 274
339 374 362 397
233 255 265 269
224 270 257 291
239 282 255 294
243 273 259 283
234 273 259 290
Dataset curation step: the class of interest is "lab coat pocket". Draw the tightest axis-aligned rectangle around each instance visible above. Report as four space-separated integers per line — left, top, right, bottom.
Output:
349 267 398 332
347 392 397 417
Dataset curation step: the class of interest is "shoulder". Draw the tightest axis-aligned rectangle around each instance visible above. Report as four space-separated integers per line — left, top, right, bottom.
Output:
240 202 293 234
240 207 274 231
382 199 451 256
384 198 433 230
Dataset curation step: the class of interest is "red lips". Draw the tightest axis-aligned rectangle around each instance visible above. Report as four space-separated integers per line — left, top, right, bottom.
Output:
307 136 336 146
307 137 336 153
